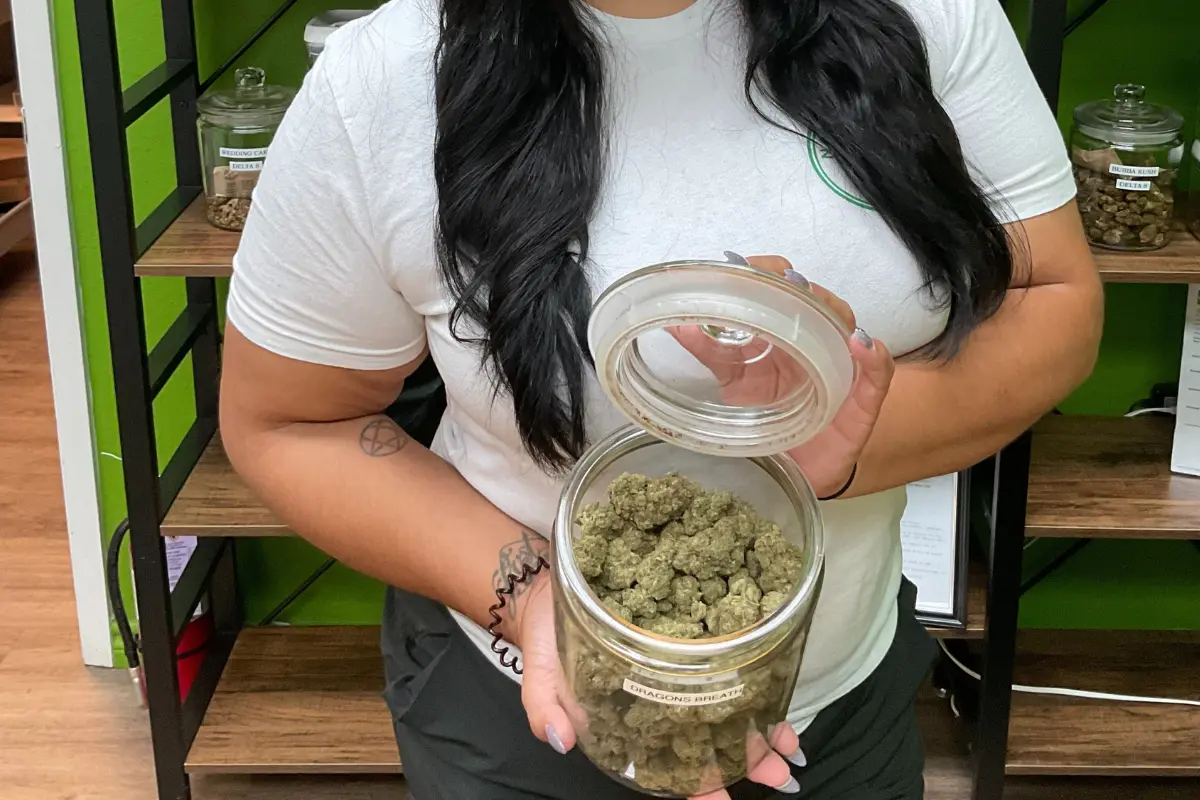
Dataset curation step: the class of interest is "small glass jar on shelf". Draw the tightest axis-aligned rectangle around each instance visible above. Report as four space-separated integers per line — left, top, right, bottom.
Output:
196 67 295 232
1187 103 1200 241
1071 83 1184 252
551 257 850 797
304 10 373 69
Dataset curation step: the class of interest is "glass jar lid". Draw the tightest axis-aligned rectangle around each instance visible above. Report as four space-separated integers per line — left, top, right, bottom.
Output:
197 67 295 128
1073 84 1184 146
305 10 373 50
589 255 854 458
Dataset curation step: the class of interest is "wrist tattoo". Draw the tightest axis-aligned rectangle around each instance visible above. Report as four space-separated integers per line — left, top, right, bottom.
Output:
359 418 408 457
493 529 550 622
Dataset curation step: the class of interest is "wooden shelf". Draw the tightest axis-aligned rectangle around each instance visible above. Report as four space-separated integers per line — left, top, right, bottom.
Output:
0 80 19 125
162 435 290 537
136 197 239 277
1027 414 1200 540
132 195 1200 282
0 196 32 259
187 627 989 782
1093 229 1200 284
1007 629 1200 776
187 626 401 774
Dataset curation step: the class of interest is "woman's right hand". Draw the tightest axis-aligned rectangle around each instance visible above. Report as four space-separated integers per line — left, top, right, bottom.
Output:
517 582 803 797
514 570 580 757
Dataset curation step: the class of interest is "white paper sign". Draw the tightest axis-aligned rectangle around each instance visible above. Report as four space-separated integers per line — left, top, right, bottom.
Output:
1171 284 1200 476
900 473 960 617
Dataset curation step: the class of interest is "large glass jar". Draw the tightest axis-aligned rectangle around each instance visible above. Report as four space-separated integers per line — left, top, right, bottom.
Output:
1187 102 1200 241
1072 84 1184 251
552 258 851 797
304 10 373 68
196 67 295 232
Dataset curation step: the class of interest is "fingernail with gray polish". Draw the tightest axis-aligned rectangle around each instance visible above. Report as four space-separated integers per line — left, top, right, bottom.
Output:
786 748 808 768
783 269 810 289
853 327 874 349
546 725 567 755
724 250 751 266
775 775 801 794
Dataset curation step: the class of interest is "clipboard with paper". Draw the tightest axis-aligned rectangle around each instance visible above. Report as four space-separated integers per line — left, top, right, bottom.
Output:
900 471 972 631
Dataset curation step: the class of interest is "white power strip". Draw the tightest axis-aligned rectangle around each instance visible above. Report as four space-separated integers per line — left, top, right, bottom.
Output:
938 640 1200 708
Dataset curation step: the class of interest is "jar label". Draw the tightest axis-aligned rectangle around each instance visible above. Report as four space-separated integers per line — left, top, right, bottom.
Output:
1108 164 1159 178
219 146 269 159
1115 178 1153 191
229 160 264 173
622 678 745 706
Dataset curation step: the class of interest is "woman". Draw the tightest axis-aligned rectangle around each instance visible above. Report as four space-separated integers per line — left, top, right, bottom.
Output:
219 0 1103 797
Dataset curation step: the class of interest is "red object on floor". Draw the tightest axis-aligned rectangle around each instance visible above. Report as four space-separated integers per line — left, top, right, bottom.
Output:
175 611 213 700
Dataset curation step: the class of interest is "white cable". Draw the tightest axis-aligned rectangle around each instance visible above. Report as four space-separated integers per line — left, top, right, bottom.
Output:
1126 407 1175 417
937 640 1200 708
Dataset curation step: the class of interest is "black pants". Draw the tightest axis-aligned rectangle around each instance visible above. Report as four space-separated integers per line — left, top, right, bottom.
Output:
382 579 937 800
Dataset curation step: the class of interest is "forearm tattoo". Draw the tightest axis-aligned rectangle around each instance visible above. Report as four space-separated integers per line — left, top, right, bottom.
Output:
359 418 409 457
493 529 550 622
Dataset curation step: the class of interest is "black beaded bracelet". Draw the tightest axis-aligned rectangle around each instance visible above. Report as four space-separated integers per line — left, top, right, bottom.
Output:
818 463 857 502
486 556 550 676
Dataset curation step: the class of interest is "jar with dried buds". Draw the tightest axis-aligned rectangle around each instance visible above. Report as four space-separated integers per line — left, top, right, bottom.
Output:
551 257 854 797
197 67 295 232
1071 84 1184 252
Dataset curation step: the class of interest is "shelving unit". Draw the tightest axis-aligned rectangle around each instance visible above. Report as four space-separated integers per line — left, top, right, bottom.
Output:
73 1 1197 800
0 0 30 261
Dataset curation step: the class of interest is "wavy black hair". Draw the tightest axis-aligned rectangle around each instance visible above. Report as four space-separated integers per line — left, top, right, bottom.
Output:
433 0 1014 471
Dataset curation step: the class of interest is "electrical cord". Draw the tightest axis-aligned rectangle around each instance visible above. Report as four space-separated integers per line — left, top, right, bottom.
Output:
938 640 1200 708
1065 0 1112 37
106 518 139 670
1126 406 1175 417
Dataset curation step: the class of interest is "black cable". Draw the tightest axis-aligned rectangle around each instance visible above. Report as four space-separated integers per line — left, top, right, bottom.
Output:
257 557 338 626
175 638 212 661
105 518 139 669
1065 0 1112 37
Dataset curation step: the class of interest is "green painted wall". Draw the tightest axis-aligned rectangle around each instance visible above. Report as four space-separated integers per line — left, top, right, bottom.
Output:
1008 0 1200 629
52 0 1199 660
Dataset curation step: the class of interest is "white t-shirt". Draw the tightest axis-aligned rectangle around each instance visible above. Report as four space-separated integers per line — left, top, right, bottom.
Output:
228 0 1074 729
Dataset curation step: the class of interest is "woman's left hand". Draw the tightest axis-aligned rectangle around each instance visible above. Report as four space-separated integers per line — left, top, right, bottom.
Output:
672 254 895 499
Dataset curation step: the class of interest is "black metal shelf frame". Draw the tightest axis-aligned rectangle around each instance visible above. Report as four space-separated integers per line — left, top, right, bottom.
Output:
73 0 292 798
69 1 1068 799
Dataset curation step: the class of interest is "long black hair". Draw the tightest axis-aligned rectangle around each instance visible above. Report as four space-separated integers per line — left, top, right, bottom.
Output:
432 0 1014 471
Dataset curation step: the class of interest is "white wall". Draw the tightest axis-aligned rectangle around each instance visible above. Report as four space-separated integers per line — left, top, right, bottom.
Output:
13 0 113 667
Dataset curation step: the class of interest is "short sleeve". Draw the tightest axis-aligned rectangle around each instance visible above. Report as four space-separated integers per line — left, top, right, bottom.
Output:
226 49 427 371
918 0 1077 223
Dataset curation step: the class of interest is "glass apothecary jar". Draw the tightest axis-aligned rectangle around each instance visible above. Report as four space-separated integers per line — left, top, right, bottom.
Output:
1072 84 1184 251
304 10 373 68
1187 106 1200 241
197 67 295 232
552 259 851 797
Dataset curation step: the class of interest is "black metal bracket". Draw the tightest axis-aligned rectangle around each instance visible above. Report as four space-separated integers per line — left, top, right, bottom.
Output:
972 431 1033 800
1019 538 1093 595
198 0 302 93
1026 0 1068 113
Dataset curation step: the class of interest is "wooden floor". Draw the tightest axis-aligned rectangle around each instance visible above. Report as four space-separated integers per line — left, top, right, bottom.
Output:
0 250 1192 800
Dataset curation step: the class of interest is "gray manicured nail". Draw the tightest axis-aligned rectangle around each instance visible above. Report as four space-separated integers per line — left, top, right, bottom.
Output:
853 327 874 349
786 748 807 767
546 724 567 755
774 775 801 794
782 269 810 289
724 250 751 266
